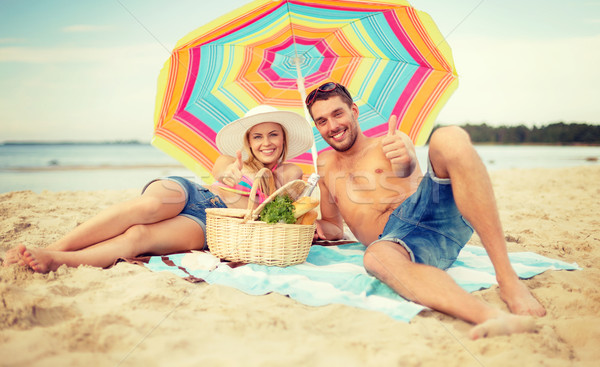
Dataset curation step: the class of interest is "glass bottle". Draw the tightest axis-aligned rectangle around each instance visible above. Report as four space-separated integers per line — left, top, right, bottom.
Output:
293 173 320 224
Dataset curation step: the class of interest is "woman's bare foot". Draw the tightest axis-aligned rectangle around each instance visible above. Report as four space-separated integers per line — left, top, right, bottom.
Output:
2 246 22 266
17 245 58 273
469 314 537 340
499 277 546 316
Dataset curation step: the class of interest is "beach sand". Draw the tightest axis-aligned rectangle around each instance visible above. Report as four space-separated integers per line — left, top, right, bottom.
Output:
1 166 599 366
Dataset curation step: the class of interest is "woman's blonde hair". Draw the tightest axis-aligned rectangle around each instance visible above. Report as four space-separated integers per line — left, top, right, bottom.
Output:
242 124 289 198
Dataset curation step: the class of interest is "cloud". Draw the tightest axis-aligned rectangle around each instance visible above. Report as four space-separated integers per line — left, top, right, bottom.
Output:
437 34 600 125
61 24 114 33
0 44 168 64
0 38 27 44
0 42 169 141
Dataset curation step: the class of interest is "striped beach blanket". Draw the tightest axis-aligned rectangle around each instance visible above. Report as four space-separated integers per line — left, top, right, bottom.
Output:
136 243 579 322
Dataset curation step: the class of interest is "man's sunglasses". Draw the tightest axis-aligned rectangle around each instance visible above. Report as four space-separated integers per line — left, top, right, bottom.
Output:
305 82 352 107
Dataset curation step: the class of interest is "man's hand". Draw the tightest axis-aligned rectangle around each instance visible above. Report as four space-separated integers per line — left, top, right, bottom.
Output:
381 115 415 178
313 218 345 242
222 150 243 187
313 220 327 241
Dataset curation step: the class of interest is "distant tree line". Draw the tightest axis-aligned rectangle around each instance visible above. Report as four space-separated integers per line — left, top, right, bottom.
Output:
432 122 600 145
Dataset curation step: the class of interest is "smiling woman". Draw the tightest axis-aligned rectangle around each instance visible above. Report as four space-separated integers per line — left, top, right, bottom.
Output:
245 122 286 170
4 105 314 274
212 105 313 203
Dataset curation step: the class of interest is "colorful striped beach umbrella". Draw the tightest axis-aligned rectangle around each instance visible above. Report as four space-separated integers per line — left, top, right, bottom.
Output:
153 0 457 183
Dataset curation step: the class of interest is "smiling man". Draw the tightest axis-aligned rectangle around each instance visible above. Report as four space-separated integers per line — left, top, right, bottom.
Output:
306 82 546 339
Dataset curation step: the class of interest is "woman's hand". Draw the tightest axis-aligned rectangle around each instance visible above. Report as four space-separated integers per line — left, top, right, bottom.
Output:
222 151 243 187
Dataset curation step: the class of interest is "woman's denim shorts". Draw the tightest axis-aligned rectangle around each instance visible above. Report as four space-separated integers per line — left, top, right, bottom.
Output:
370 159 474 270
141 176 227 248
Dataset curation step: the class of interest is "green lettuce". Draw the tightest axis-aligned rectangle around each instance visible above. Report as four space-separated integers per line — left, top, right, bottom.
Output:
259 194 295 224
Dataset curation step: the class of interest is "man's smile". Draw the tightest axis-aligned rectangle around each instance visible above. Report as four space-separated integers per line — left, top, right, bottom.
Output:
331 129 346 141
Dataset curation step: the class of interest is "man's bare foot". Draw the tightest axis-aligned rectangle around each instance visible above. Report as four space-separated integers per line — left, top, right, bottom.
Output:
17 245 57 273
499 277 546 317
469 314 537 340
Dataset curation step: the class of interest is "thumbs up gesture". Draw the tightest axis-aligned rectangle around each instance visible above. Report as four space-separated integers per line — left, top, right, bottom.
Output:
381 115 415 177
222 150 243 187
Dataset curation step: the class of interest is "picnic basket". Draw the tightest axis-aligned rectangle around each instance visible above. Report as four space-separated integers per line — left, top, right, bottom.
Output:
206 168 316 267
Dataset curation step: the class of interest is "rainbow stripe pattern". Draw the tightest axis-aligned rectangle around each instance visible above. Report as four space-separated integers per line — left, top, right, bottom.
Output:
153 0 458 182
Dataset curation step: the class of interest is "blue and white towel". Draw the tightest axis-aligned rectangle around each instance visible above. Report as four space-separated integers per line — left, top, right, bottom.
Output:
142 244 579 322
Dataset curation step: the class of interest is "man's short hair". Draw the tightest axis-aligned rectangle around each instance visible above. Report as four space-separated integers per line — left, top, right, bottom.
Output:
305 82 353 117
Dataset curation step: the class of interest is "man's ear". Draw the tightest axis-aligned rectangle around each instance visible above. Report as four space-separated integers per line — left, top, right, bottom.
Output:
351 103 360 119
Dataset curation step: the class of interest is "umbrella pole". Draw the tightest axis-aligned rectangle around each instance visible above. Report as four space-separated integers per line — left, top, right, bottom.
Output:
294 57 319 174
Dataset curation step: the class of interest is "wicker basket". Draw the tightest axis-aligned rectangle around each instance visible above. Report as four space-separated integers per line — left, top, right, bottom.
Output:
206 168 316 267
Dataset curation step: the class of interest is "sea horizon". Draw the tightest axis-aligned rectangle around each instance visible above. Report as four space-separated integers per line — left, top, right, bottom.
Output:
3 140 599 147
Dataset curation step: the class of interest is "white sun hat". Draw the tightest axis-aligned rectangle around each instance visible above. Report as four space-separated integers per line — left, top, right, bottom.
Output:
216 105 314 160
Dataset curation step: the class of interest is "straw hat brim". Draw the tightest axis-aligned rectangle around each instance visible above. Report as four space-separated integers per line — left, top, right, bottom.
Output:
216 110 314 160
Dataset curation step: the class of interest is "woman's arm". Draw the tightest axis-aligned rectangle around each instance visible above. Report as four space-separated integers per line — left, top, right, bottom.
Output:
212 152 243 186
273 162 303 187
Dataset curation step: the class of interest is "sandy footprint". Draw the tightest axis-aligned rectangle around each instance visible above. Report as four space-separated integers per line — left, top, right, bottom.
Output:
469 314 537 340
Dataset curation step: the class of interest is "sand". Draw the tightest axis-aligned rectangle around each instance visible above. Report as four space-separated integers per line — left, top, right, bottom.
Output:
1 166 599 367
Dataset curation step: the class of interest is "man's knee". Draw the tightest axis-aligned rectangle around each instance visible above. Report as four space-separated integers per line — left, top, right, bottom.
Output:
363 241 410 275
429 126 472 154
429 126 477 174
363 243 381 274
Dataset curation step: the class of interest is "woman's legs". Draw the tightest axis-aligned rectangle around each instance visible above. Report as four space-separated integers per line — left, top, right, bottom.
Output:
18 215 205 273
3 179 187 267
47 180 188 252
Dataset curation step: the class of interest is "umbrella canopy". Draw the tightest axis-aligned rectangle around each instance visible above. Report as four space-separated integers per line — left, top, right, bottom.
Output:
153 0 457 182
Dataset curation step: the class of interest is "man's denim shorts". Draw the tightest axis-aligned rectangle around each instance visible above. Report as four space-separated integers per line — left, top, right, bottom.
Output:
142 176 227 248
370 159 473 270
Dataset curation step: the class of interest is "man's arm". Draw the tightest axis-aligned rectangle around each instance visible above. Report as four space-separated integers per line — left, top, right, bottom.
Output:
314 154 344 240
315 182 344 240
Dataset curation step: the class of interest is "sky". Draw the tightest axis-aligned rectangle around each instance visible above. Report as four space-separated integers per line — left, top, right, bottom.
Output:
0 0 599 142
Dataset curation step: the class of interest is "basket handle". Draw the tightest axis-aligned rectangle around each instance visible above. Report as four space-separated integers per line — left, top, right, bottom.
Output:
242 167 271 222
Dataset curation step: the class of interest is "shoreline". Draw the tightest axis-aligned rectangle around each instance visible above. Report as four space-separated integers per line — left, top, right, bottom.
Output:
2 163 599 196
469 142 600 147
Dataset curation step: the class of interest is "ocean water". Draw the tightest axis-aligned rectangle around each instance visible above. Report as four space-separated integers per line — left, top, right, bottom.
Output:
0 143 191 193
0 143 598 193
